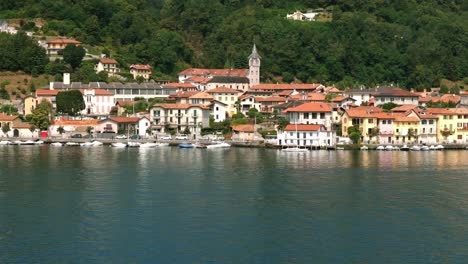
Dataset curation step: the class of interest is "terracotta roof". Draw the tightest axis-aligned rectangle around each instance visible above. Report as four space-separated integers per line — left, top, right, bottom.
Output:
36 89 59 96
284 124 322 131
250 83 322 91
392 105 418 112
449 108 468 114
332 95 353 102
99 58 117 64
151 103 210 110
179 68 248 78
395 116 420 122
130 64 151 70
80 88 114 96
189 92 214 100
12 123 34 129
232 124 254 132
374 88 419 97
426 108 457 115
345 109 377 118
47 38 81 45
413 109 439 119
352 106 383 112
169 91 199 98
0 113 20 121
440 94 460 103
308 93 326 101
279 90 294 96
239 94 252 100
185 76 212 84
206 86 240 94
372 112 403 119
285 102 332 113
254 97 286 102
326 87 341 93
165 82 196 89
52 120 100 125
109 117 140 123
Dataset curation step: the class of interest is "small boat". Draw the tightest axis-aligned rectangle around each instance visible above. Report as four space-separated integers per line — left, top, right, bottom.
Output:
140 142 157 148
400 145 410 151
410 145 420 151
127 142 140 148
51 142 63 147
435 145 444 150
0 140 10 145
91 141 103 146
11 140 22 145
155 142 169 147
65 142 79 146
385 145 393 151
376 146 385 151
112 142 127 148
80 141 94 147
336 147 345 150
360 146 369 151
429 145 436 150
34 140 44 145
393 146 400 151
206 142 231 149
421 146 430 151
282 146 308 152
178 143 194 148
193 143 207 148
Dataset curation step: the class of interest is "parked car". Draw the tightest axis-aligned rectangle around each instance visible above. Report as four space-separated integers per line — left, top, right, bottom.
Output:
70 134 82 138
160 135 172 140
175 134 189 140
115 134 127 139
129 135 141 140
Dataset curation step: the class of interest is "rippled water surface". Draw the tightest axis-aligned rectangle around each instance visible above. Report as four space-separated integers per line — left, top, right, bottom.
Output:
1 146 468 263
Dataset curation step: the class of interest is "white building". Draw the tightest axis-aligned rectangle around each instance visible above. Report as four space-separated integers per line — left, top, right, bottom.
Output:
81 88 115 116
149 104 211 135
277 124 335 147
284 102 333 130
95 58 120 76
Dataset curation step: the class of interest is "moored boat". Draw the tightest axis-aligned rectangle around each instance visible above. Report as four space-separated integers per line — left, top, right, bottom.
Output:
178 143 194 148
360 146 369 151
400 145 410 151
421 146 430 151
410 145 421 151
435 145 444 150
385 145 393 151
376 146 385 151
51 142 63 147
140 142 157 148
282 146 308 152
127 142 140 148
112 142 127 148
65 142 80 146
0 140 10 145
206 142 231 149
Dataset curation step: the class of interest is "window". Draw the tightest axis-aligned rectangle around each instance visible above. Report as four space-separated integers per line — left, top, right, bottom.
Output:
312 113 317 119
429 120 434 125
304 113 309 119
320 113 325 119
368 119 373 124
421 120 427 125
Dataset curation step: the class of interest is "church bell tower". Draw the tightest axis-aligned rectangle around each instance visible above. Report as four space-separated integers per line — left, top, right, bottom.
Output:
248 43 261 86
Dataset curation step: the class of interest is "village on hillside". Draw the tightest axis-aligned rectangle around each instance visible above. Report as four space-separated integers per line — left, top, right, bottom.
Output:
1 31 468 148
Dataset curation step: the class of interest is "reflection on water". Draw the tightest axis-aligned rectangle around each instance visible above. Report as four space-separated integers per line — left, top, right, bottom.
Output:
1 146 468 263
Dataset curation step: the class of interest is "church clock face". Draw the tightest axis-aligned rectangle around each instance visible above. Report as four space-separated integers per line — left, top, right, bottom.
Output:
250 58 260 66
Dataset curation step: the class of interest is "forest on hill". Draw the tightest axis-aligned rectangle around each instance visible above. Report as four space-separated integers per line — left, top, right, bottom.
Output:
0 0 467 90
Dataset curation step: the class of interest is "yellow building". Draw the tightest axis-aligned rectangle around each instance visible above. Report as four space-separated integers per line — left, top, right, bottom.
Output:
23 95 37 116
342 109 379 143
450 108 468 144
206 86 241 116
426 108 457 143
393 116 420 144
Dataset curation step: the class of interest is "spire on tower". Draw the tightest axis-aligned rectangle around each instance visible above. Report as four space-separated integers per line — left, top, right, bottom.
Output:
249 43 261 60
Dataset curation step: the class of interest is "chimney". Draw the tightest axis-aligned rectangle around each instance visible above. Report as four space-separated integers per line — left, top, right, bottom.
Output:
64 73 70 85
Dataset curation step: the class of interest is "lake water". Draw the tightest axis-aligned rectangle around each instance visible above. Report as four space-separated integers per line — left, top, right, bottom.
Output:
1 145 468 263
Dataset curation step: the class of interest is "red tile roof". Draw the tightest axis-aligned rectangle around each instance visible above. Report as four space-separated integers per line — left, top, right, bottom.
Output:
254 97 286 102
372 112 403 119
285 102 332 113
345 109 377 118
165 82 196 88
0 113 20 121
109 117 140 123
395 116 420 122
232 124 254 132
392 105 418 112
36 89 59 96
426 108 457 115
185 76 212 84
12 123 34 129
440 94 460 103
206 86 240 94
80 88 114 96
151 103 210 110
332 95 353 102
130 64 151 70
284 124 322 131
52 120 100 125
47 38 81 45
374 88 419 97
169 91 199 98
189 92 214 99
99 58 117 64
308 93 326 101
179 68 248 77
352 106 383 112
250 83 322 91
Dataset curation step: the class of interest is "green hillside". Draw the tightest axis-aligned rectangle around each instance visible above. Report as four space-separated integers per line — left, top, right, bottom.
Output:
0 0 467 90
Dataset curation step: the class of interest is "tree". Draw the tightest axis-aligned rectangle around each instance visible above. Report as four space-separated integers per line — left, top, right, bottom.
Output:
57 126 65 135
86 126 93 136
381 102 398 112
276 116 289 131
182 127 191 135
63 44 86 70
348 125 361 144
56 90 85 116
1 123 10 136
369 127 380 140
30 100 53 131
